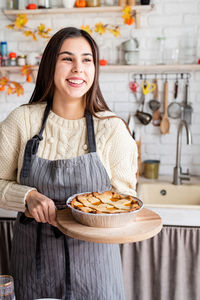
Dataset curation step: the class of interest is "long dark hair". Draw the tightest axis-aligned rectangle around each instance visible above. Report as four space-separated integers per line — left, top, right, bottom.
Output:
29 27 110 115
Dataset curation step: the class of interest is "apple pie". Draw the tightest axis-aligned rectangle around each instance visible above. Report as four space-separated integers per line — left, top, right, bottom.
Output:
70 191 140 214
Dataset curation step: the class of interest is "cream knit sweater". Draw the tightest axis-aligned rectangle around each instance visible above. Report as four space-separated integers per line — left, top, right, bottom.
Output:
0 102 138 212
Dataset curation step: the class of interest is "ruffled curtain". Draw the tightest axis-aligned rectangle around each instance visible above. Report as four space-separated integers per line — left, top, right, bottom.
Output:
0 219 15 274
1 221 200 300
121 226 200 300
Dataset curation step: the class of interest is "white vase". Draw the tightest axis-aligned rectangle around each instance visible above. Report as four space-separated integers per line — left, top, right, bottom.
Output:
63 0 76 8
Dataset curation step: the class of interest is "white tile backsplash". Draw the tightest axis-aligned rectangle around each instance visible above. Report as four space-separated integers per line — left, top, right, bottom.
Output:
0 0 200 176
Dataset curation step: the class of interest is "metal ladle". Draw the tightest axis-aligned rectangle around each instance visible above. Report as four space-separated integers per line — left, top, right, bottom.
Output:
136 93 152 125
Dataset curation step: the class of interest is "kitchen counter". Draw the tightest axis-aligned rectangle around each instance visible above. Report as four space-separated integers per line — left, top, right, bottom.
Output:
138 174 200 184
0 208 17 218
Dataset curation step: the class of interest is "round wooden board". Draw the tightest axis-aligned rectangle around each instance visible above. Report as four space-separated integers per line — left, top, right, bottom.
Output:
56 207 162 244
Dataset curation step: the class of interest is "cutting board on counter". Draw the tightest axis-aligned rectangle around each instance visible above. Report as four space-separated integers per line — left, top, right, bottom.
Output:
56 208 162 244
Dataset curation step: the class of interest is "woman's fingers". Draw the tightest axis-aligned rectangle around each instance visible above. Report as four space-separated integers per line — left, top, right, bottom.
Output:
42 201 57 226
26 190 57 226
48 204 57 226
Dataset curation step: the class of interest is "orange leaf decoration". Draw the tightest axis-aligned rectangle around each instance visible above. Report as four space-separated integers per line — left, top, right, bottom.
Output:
37 24 51 39
7 86 14 95
23 30 37 41
21 65 33 76
0 76 25 97
14 14 28 29
109 27 121 37
26 75 32 83
81 25 92 35
122 6 135 25
6 14 52 41
0 77 9 86
125 18 134 25
0 86 5 91
94 22 107 35
15 85 24 96
6 24 15 30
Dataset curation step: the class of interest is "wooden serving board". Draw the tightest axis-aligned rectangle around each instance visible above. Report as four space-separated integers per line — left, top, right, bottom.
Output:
56 208 162 244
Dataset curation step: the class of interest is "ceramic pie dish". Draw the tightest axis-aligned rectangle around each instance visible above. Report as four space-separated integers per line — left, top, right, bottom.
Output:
66 191 144 228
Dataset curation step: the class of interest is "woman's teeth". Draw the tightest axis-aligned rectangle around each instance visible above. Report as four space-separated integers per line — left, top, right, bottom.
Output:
68 79 84 84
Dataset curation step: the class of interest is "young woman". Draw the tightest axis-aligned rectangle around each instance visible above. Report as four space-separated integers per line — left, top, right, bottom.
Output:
0 27 138 300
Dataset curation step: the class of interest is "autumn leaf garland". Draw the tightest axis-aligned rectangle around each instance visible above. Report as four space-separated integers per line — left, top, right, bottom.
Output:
2 7 135 96
6 7 135 40
0 66 33 96
7 14 51 40
81 7 134 36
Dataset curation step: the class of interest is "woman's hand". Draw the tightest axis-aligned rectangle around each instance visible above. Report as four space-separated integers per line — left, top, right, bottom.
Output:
25 190 57 226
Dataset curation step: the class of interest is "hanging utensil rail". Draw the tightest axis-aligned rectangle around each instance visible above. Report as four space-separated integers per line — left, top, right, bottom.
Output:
132 72 191 81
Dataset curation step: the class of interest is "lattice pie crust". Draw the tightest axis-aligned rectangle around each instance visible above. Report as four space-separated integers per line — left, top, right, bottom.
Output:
70 191 140 214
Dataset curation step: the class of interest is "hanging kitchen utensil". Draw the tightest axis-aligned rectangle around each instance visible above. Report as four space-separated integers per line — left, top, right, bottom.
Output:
168 100 181 119
127 113 136 139
129 81 139 93
149 78 160 112
142 80 156 95
129 75 139 101
152 105 162 126
135 88 152 125
168 76 181 119
174 76 179 99
160 79 170 134
152 79 162 126
181 79 193 124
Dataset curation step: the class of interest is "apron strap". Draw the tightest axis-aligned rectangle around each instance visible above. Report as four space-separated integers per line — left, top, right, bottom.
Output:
20 104 51 178
85 111 96 153
38 103 51 137
36 223 42 280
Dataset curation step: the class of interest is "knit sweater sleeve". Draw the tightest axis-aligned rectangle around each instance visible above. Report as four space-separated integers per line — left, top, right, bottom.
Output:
0 107 36 212
102 117 138 197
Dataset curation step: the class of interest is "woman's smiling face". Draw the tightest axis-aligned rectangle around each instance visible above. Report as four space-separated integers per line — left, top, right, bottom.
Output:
53 36 95 101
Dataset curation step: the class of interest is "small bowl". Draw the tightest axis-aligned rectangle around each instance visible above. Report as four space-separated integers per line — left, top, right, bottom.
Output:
66 192 144 228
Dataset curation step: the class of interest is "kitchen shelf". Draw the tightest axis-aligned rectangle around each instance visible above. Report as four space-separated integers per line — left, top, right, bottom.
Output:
2 5 154 29
100 64 200 73
3 5 152 15
0 65 39 81
1 64 200 78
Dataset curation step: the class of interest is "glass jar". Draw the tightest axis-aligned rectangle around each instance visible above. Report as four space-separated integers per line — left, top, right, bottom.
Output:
17 55 26 66
0 275 15 300
87 0 100 7
9 52 17 66
0 42 8 57
104 0 115 6
6 0 18 9
18 0 26 9
156 36 166 65
38 0 51 8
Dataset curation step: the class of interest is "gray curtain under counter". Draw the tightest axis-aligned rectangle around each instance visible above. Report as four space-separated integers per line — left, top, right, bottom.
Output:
1 219 200 300
121 226 200 300
0 218 15 274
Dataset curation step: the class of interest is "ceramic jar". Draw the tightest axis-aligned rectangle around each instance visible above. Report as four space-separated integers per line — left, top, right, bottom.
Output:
63 0 76 7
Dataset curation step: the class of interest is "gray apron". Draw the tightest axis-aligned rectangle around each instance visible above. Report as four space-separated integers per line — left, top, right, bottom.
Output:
11 104 126 300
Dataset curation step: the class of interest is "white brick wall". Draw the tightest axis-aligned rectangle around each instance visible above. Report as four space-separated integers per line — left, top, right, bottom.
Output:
0 0 200 177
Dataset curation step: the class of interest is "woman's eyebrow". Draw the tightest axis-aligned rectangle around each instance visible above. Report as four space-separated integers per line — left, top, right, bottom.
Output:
58 51 93 56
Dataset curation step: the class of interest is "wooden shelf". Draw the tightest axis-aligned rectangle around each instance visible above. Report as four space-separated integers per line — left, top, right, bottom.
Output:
3 5 154 29
0 65 39 81
1 64 200 78
3 5 153 15
99 64 200 73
